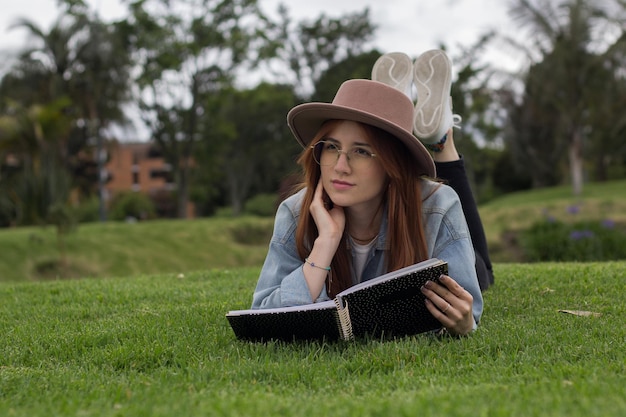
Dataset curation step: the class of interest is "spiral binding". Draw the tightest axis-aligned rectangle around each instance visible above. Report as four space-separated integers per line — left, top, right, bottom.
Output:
334 298 354 340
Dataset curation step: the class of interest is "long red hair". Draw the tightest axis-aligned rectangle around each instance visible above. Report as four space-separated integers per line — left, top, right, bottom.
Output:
293 120 431 297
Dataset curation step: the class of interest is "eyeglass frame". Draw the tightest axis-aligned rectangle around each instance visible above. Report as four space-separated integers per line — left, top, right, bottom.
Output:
310 140 377 167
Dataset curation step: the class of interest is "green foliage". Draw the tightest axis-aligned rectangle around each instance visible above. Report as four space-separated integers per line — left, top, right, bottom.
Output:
47 201 76 235
107 191 156 221
501 0 626 191
0 10 132 225
276 8 376 99
244 193 278 217
520 218 626 262
72 196 101 223
478 179 626 262
1 262 625 416
311 52 380 102
3 0 626 224
205 83 299 215
130 0 278 218
491 148 533 195
0 98 75 227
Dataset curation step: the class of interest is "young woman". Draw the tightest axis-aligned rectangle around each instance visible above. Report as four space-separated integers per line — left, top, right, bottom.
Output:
251 78 483 336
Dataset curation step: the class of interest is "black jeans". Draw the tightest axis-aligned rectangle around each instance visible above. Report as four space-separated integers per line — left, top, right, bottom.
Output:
435 158 494 292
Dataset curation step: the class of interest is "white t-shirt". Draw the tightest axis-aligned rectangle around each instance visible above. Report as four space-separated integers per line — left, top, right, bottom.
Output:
351 237 377 282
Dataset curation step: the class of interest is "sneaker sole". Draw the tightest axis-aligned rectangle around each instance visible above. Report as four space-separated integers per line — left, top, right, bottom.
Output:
413 50 452 142
371 52 413 97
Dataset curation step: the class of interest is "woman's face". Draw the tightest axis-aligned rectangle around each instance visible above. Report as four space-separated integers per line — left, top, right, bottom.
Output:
318 120 387 212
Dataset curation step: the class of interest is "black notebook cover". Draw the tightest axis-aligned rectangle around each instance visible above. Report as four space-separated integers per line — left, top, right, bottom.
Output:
336 260 448 339
227 258 447 342
227 301 340 342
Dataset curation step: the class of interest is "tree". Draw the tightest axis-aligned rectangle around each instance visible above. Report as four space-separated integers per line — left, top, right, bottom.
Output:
199 82 298 215
503 0 626 194
0 99 73 225
443 36 512 201
584 52 626 181
501 61 566 188
312 50 382 102
3 0 134 220
127 0 275 218
266 6 376 99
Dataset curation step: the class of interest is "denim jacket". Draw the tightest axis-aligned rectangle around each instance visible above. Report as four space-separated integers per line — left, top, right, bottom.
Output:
251 178 483 326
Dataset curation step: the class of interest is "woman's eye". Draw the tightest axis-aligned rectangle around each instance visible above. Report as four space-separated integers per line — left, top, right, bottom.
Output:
324 142 339 151
353 147 371 157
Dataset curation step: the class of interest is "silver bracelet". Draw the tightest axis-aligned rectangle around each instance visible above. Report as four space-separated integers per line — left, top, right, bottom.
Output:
304 257 331 271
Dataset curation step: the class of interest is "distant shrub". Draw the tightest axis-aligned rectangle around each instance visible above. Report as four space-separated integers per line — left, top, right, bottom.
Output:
47 202 76 234
230 220 273 245
214 206 233 217
520 218 626 262
108 192 156 221
73 197 100 223
244 193 278 217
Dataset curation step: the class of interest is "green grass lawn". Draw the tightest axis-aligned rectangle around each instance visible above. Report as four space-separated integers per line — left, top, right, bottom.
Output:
1 180 625 415
1 262 625 416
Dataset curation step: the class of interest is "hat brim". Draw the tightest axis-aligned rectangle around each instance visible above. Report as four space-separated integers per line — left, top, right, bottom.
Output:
287 103 436 178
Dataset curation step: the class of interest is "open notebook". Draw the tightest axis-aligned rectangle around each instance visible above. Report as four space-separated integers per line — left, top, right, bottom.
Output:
226 258 447 342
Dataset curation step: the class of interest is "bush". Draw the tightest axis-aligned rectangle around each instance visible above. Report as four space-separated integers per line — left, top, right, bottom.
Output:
108 192 156 221
72 197 100 223
244 193 278 217
520 218 626 262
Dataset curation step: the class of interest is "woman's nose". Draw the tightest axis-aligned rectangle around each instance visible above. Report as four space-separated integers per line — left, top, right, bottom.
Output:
334 151 351 171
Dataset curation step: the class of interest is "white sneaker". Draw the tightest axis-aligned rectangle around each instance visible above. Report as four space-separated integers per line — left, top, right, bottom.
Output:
371 52 413 99
412 49 458 144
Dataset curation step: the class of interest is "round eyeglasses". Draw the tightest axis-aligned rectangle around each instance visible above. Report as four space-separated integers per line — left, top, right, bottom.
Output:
311 141 377 167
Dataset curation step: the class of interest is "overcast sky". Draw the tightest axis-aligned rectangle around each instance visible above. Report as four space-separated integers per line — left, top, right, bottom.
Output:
1 0 521 69
269 0 517 62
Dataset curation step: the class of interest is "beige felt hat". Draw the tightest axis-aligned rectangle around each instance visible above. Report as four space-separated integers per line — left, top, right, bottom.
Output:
287 79 435 177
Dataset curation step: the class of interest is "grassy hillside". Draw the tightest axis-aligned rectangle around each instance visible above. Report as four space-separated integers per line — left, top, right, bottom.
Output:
478 179 626 262
0 216 273 282
1 262 625 416
0 179 624 282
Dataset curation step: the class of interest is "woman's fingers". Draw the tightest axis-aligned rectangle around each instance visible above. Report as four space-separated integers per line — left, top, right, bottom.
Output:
421 275 474 335
310 181 345 240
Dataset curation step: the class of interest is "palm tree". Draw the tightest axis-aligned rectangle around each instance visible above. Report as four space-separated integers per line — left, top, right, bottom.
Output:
503 0 626 194
5 4 134 219
0 99 73 225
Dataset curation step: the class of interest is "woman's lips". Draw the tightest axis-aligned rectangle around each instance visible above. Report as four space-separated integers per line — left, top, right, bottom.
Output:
331 179 354 191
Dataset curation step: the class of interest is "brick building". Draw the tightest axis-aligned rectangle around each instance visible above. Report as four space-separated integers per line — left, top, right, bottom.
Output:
104 141 195 218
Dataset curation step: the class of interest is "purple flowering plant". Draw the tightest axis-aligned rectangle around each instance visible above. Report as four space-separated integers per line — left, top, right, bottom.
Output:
521 209 626 262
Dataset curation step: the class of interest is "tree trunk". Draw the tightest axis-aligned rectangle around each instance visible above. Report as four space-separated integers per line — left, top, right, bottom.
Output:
569 129 584 196
177 162 189 219
176 74 201 219
229 173 244 217
227 162 255 217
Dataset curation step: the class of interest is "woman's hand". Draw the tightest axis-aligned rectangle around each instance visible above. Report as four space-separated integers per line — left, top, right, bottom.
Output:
421 274 475 336
302 181 346 301
309 181 345 243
